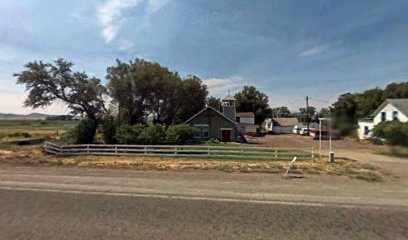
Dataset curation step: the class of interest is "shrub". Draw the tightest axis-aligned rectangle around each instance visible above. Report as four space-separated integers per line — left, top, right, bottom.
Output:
69 119 98 144
115 124 144 144
372 121 408 146
7 131 32 138
165 125 196 144
101 114 117 144
138 124 165 144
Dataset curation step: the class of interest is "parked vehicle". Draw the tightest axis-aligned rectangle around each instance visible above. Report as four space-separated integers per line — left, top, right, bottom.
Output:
292 125 301 134
299 128 311 135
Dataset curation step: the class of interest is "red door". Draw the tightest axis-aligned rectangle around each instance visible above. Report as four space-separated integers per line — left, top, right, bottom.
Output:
222 130 231 142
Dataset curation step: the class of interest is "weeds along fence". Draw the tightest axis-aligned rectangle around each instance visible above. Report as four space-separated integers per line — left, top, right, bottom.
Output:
44 141 315 161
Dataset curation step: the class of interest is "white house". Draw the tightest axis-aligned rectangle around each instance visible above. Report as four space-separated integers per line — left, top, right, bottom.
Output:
262 117 299 134
236 112 257 134
358 99 408 139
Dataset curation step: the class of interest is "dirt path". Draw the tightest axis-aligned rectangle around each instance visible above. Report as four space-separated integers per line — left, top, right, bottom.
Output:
247 134 407 180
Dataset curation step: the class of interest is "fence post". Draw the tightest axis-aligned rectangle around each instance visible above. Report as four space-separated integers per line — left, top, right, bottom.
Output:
144 146 147 156
241 144 243 159
275 149 277 160
208 145 210 156
311 148 314 161
174 146 177 156
87 145 90 154
115 145 118 155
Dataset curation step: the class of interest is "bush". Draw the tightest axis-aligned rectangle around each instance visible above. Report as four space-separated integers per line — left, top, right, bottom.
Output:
115 124 144 144
69 119 98 144
372 121 408 146
101 114 117 144
138 125 165 145
7 131 32 138
165 125 195 144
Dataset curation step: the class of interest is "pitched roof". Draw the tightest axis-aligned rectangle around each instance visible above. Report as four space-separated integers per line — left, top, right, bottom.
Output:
371 99 408 117
272 118 299 126
184 106 237 126
222 95 236 101
236 112 255 118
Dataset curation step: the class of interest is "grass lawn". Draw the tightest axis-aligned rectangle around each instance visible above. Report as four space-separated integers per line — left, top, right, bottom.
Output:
0 120 78 140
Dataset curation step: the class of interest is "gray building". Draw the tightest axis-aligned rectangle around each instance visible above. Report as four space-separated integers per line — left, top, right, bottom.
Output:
184 95 242 142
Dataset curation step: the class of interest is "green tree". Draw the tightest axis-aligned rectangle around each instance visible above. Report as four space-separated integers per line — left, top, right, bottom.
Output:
107 59 207 128
207 96 222 112
15 59 107 143
271 106 291 118
15 59 107 121
299 106 316 123
234 86 269 124
372 121 408 146
175 75 208 123
318 108 331 118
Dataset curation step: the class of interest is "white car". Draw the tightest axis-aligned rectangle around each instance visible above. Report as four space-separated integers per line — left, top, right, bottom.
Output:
299 128 311 135
292 125 301 134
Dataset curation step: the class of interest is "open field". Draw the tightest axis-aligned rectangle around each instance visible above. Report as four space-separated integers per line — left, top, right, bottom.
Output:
0 120 78 140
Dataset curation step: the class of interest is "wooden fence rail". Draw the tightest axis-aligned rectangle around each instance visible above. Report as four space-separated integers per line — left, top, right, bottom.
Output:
44 141 314 160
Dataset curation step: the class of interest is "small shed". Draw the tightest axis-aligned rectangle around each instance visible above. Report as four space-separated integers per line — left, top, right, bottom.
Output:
271 118 299 134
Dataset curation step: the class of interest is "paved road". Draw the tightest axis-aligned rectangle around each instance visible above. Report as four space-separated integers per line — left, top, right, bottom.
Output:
0 166 407 239
1 188 407 240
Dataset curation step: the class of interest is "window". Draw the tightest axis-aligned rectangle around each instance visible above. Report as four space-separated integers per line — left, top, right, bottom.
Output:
393 111 398 121
381 112 386 122
194 126 201 138
202 125 209 138
364 126 370 135
194 124 209 138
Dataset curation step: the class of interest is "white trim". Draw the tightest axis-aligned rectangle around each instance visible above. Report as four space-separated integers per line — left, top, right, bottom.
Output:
220 128 233 130
184 106 238 126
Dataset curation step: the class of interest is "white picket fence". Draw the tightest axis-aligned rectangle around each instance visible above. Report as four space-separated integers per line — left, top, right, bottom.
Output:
44 141 315 160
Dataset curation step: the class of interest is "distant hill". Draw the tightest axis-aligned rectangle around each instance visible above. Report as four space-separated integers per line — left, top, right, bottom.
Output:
0 113 54 120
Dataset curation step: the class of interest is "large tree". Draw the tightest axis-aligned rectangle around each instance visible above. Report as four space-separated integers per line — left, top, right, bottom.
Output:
107 59 208 127
207 96 222 112
15 58 107 121
234 86 269 124
271 106 291 118
175 75 208 123
330 81 408 136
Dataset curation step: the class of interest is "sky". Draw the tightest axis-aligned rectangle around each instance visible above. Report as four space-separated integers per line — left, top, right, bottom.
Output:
0 0 408 114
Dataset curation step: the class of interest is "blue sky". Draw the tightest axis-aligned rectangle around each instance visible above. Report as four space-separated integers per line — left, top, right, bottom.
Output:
1 0 408 114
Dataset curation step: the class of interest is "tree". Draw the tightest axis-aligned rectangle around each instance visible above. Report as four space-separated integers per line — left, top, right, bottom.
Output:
15 59 107 143
271 106 291 118
234 86 269 124
15 59 107 121
299 106 316 123
318 108 331 118
107 59 208 128
175 75 208 123
207 96 222 112
372 121 408 146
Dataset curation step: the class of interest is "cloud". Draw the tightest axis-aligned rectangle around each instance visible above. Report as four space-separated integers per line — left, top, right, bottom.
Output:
97 0 170 43
203 76 243 96
98 0 143 43
146 0 169 16
299 40 343 57
299 43 331 57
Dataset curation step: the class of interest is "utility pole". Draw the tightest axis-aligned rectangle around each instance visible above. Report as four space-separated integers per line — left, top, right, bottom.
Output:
306 96 310 136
